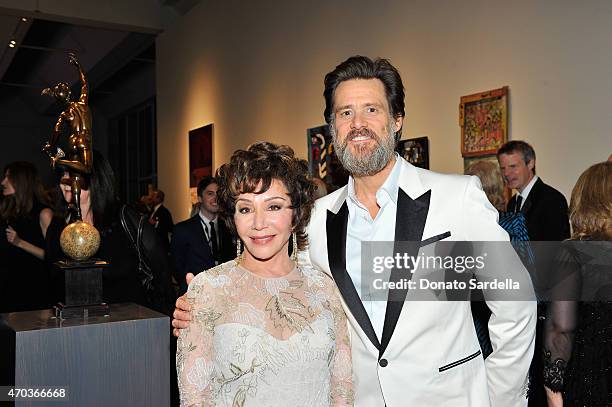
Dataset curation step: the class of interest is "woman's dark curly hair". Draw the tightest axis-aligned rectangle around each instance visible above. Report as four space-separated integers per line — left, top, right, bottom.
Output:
216 141 316 251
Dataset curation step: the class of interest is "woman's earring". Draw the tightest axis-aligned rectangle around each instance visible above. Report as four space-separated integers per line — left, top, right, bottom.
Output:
292 232 298 264
236 239 242 263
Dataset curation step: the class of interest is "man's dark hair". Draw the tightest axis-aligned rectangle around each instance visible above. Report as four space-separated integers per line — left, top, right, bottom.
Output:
197 176 216 198
154 189 165 203
497 140 537 174
323 56 405 139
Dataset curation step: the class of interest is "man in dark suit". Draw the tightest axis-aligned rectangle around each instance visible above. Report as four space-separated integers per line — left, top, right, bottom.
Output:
170 176 234 293
497 140 570 407
149 189 174 252
497 141 570 241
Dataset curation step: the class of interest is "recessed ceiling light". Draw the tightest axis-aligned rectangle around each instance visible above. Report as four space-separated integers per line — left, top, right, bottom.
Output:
9 43 15 48
21 17 27 22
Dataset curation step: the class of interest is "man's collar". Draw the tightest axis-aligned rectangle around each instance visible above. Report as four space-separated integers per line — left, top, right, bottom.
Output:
519 175 539 199
347 154 401 205
198 212 216 224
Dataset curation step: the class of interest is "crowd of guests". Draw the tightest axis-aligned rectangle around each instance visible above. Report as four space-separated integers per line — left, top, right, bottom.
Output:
0 54 610 407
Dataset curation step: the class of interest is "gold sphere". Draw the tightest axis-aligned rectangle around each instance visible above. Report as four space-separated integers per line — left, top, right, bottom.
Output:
59 220 100 261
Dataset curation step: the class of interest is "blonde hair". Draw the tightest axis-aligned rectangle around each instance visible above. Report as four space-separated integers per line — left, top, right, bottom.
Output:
465 160 506 212
569 161 611 240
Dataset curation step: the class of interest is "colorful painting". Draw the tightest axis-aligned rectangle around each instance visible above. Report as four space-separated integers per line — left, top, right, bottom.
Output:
396 137 429 169
460 87 508 157
307 125 349 192
189 124 213 204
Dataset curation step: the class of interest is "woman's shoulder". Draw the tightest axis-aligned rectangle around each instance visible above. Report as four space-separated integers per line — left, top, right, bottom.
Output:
186 260 239 308
297 264 336 289
31 199 49 212
188 260 239 291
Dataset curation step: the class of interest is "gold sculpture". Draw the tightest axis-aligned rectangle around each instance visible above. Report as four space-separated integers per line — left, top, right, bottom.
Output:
42 52 92 221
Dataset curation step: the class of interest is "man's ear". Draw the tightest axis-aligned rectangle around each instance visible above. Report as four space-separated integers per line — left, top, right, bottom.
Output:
393 116 404 142
527 159 535 173
394 116 404 133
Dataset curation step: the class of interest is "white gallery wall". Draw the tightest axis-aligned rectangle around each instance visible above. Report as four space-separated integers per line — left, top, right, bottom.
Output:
157 0 612 220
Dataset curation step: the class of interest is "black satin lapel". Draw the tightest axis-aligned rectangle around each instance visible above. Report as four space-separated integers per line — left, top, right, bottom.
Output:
379 189 431 357
327 203 380 350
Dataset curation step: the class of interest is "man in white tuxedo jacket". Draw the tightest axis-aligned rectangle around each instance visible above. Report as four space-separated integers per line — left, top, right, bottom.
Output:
300 56 536 406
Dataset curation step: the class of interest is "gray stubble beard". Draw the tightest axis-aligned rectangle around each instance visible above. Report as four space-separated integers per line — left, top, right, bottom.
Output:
330 117 397 177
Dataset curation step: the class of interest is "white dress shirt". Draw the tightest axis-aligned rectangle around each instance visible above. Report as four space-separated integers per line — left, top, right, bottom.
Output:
517 175 539 210
346 155 402 340
198 213 218 250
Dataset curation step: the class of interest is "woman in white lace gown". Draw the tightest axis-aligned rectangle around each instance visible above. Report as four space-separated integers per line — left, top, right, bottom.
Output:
176 142 353 407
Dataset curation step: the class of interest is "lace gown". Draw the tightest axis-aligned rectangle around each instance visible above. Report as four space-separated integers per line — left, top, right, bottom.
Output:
177 260 353 407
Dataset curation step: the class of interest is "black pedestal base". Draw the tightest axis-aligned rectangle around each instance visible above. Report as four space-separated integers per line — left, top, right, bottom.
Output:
54 259 110 320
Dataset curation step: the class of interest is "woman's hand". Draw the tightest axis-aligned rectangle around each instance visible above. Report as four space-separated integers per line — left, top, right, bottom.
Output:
6 226 21 247
5 225 45 260
545 386 563 407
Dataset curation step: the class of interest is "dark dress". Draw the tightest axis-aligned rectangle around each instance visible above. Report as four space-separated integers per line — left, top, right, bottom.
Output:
45 212 146 307
543 241 612 406
0 200 52 313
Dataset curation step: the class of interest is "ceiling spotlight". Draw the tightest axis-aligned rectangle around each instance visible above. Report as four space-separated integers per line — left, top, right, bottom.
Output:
9 43 15 48
21 17 27 22
10 40 16 45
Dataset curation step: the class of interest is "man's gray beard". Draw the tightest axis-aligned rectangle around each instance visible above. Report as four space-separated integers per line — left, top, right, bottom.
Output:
331 119 397 177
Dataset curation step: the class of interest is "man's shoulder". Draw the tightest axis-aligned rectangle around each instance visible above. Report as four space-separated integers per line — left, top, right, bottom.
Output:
407 165 474 195
413 166 470 183
534 179 568 204
313 185 348 212
174 215 198 231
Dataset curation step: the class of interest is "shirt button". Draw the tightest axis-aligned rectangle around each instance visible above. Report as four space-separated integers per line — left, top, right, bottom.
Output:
379 358 388 367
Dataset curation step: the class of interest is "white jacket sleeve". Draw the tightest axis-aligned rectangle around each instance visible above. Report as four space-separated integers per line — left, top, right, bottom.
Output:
463 175 537 407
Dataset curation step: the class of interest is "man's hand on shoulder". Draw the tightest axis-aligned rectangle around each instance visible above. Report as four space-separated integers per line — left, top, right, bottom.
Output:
172 272 195 337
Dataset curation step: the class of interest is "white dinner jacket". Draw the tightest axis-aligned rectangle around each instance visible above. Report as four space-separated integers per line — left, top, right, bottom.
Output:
301 158 536 407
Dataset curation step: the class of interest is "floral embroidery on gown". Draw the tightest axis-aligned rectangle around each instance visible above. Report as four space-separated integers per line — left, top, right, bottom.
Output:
177 260 354 407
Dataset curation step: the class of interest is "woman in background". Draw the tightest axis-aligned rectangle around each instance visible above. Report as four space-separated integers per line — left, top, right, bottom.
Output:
0 161 53 312
176 142 353 406
543 161 612 406
45 151 174 312
465 160 506 212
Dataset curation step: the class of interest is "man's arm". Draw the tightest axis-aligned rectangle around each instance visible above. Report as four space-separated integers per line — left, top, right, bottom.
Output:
464 176 537 407
172 272 194 337
541 191 570 241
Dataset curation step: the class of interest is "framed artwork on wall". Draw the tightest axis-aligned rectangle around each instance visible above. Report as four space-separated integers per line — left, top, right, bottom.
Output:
307 124 349 192
459 86 509 157
396 136 429 169
189 123 213 205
